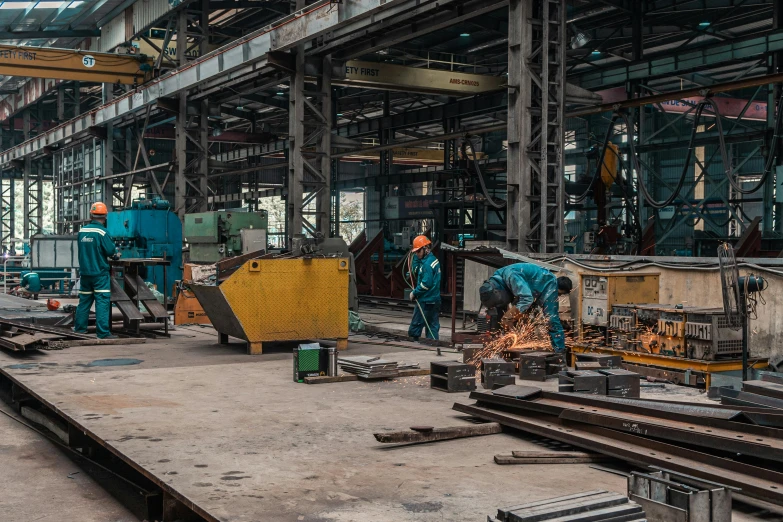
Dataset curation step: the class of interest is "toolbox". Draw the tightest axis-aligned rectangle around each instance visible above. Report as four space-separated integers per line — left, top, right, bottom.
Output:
431 361 476 392
293 343 333 382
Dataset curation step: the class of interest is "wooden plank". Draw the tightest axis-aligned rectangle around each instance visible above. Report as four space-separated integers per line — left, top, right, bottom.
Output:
373 422 502 444
43 338 147 348
304 374 359 384
0 332 60 351
494 455 610 465
510 451 601 458
398 368 430 377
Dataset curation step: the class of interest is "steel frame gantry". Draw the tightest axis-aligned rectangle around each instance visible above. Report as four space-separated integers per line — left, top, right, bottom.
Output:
507 0 566 253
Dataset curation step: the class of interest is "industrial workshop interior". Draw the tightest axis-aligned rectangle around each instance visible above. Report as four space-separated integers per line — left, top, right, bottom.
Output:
3 0 783 521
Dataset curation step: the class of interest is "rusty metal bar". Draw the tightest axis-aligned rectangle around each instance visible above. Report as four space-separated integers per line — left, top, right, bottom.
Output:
453 401 783 506
567 72 783 118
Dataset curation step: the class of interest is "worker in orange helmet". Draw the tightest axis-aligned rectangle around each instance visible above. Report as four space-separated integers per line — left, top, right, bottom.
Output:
407 235 441 341
74 202 120 339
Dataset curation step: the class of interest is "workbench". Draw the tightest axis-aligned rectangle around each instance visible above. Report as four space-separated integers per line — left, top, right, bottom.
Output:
570 344 768 388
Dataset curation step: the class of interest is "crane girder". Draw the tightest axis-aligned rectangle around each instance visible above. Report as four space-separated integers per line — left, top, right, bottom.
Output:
0 45 149 85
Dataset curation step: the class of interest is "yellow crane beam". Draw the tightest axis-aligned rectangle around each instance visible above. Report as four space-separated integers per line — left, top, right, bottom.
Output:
0 45 149 85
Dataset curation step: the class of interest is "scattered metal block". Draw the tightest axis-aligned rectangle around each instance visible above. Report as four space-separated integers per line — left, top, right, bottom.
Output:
430 361 476 392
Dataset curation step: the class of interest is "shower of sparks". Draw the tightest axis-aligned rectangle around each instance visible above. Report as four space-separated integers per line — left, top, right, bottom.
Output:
472 309 580 366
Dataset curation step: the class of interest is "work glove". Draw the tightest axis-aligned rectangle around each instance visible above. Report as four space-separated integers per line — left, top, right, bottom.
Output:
111 253 121 261
408 292 415 301
500 306 523 330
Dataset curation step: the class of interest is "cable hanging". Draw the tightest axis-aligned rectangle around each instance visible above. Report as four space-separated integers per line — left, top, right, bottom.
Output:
464 137 506 209
707 92 783 195
622 101 709 209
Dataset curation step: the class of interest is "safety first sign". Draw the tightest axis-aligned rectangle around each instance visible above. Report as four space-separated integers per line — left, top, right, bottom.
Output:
340 61 505 95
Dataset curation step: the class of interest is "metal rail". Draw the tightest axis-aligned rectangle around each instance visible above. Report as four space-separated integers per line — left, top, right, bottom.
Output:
453 401 783 506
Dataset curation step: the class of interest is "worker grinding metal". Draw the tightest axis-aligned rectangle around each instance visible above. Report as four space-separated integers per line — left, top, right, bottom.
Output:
407 235 442 341
479 263 573 353
74 202 120 339
13 271 41 300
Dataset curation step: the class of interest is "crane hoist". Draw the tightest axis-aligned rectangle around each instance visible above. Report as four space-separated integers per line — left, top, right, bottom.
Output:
0 44 150 85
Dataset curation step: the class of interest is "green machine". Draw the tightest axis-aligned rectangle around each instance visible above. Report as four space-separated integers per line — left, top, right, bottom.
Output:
184 210 268 263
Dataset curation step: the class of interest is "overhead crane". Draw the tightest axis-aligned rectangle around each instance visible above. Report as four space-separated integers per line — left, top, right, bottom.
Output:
0 44 150 85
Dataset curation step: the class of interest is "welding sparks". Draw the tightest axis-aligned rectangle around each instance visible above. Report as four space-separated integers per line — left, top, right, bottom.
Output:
472 309 575 366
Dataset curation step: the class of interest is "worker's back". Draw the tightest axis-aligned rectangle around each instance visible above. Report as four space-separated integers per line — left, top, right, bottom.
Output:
21 272 42 293
492 263 557 302
78 220 115 276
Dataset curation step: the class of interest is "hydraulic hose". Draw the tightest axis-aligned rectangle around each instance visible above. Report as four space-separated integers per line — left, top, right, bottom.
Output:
464 138 506 209
623 102 708 209
570 113 621 204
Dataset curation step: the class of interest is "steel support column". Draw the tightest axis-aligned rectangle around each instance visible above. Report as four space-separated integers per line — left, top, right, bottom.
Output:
287 0 332 243
507 0 565 253
770 0 782 232
22 109 30 238
287 40 305 242
316 55 332 234
174 9 188 220
104 84 114 212
197 0 210 213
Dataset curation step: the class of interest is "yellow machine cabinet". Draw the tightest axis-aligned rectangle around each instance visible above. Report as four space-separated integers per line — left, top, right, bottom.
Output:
191 257 350 354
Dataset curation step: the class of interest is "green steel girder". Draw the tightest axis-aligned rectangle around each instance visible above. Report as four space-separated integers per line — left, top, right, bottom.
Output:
573 30 783 90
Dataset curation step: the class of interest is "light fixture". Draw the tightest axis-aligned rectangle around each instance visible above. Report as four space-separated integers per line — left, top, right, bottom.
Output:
276 91 284 96
591 50 601 56
336 112 343 116
699 21 711 27
460 32 470 37
236 106 244 110
0 2 33 9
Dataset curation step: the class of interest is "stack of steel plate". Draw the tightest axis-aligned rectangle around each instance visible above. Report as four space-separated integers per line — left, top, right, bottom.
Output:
338 356 399 379
491 490 645 522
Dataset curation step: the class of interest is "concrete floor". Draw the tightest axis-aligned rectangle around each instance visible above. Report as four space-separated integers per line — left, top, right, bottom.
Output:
0 322 776 521
0 406 138 522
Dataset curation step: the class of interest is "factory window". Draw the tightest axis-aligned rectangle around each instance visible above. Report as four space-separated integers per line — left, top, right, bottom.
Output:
565 130 576 150
565 164 576 181
339 191 365 244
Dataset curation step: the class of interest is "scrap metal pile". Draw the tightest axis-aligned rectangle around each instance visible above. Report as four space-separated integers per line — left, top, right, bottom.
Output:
454 385 783 507
0 319 144 351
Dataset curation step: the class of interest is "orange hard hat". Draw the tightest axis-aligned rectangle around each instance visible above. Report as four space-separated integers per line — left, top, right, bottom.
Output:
46 299 60 311
90 202 108 215
412 235 432 252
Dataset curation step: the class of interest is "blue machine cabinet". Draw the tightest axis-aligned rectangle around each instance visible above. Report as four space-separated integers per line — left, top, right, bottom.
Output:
107 198 182 299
